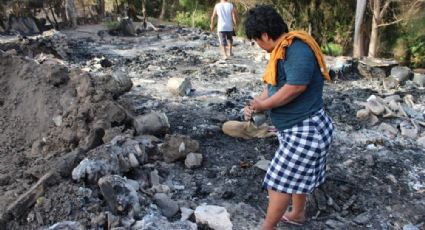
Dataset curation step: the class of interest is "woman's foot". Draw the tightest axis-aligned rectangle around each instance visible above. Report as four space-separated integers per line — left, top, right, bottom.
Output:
281 212 305 225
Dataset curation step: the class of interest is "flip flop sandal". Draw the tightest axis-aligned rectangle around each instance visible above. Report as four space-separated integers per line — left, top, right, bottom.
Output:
281 216 304 226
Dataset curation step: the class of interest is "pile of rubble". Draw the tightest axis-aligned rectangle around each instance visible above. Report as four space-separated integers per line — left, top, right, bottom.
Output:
1 24 424 230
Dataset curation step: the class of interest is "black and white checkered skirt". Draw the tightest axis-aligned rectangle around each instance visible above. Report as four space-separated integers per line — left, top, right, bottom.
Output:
263 109 333 194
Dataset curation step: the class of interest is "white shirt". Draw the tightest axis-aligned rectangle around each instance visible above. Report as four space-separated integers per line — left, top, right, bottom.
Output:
215 2 234 32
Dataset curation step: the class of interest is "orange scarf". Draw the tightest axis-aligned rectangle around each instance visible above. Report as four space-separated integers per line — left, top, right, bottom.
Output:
263 30 330 86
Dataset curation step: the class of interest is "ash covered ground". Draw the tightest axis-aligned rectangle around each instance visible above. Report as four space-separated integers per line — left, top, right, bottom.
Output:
0 23 425 230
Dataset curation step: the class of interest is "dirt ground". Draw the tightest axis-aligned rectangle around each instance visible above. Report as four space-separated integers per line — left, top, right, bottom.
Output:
0 23 425 230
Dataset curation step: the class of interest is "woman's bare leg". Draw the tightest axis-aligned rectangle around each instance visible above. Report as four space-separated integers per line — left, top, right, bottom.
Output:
261 189 291 230
284 194 306 222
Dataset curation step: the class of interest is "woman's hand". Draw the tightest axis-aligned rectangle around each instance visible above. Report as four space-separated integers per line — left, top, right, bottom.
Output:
243 105 254 121
251 98 266 112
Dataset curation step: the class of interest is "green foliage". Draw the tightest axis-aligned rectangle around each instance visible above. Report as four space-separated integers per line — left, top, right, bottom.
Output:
104 20 120 30
175 10 210 30
322 43 343 56
390 12 425 68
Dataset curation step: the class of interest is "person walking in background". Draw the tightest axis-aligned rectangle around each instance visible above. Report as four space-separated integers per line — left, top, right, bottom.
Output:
210 0 237 59
243 5 334 230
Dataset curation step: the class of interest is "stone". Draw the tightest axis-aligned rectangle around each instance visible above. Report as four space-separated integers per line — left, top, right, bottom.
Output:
378 123 398 138
325 219 345 229
403 224 419 230
368 114 379 126
119 19 136 36
417 136 425 148
384 95 402 103
353 212 370 225
72 136 148 184
132 214 197 230
358 57 397 79
390 66 413 83
153 193 179 218
133 112 170 136
412 73 425 87
185 153 203 169
383 76 399 90
167 77 192 96
98 175 140 216
91 212 106 227
46 221 84 230
180 207 194 221
356 109 370 121
160 134 199 163
400 121 419 139
81 127 105 151
366 96 385 115
150 169 161 186
194 205 232 230
52 115 63 127
151 184 171 194
254 160 270 171
327 56 354 79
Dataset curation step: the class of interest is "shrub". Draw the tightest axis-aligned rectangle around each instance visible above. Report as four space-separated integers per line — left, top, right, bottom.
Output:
322 43 343 56
104 20 120 30
175 10 209 30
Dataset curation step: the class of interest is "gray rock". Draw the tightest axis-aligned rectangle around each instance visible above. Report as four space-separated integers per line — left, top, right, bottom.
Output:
160 134 200 163
366 96 385 115
194 205 232 230
378 123 398 138
412 73 425 87
325 219 345 229
72 138 147 183
133 112 170 136
98 175 141 216
327 56 354 79
390 66 413 83
91 212 106 227
383 76 399 90
150 169 161 186
153 193 179 218
403 224 419 230
167 77 192 96
107 212 120 229
353 212 370 225
417 136 425 148
185 153 203 169
52 115 63 127
180 207 194 221
254 160 270 171
356 109 370 121
400 121 419 138
46 221 84 230
119 19 136 36
132 214 197 230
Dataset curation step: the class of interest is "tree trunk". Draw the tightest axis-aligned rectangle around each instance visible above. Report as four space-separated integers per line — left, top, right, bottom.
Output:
353 0 367 58
170 0 178 18
368 0 382 57
65 0 77 28
141 0 147 28
307 0 323 45
159 0 166 20
98 0 105 18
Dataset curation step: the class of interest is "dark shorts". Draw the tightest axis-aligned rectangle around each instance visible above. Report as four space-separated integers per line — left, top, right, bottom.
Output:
218 31 233 46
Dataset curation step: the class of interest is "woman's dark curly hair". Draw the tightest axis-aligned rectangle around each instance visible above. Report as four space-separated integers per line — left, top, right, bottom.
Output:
244 5 288 40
